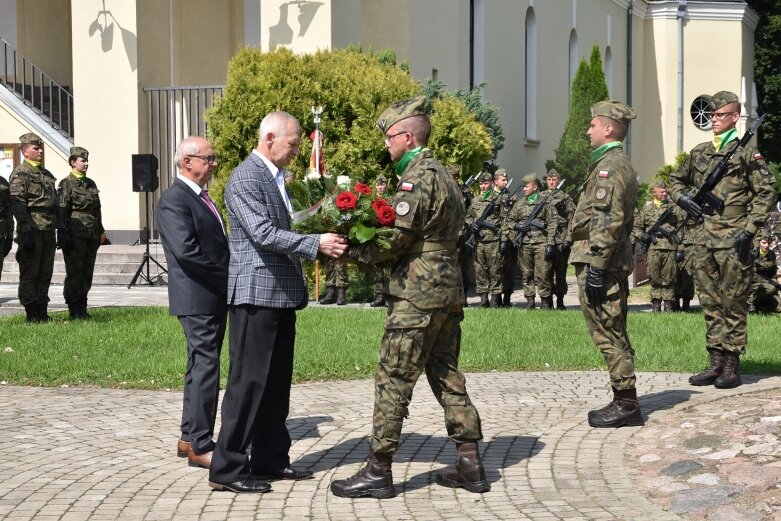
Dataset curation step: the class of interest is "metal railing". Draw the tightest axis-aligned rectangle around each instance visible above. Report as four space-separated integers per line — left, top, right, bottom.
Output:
0 37 74 140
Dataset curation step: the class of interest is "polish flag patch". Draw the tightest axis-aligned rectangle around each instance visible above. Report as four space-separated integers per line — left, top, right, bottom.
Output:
598 170 609 178
400 182 414 191
754 152 763 161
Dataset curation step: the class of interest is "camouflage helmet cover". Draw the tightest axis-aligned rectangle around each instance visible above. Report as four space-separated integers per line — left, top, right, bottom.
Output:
376 96 427 133
591 100 637 126
19 132 43 146
69 146 89 160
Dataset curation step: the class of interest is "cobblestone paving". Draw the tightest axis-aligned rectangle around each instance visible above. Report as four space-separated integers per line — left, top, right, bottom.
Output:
2 372 779 520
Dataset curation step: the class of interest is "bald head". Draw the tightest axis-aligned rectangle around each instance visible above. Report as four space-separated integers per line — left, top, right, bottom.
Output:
257 111 302 168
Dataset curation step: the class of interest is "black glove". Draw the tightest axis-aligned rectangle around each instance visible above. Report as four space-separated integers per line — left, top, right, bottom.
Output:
544 245 555 261
561 240 572 256
638 232 653 247
19 230 35 250
499 241 510 255
2 235 12 257
735 231 754 265
585 265 605 307
675 250 684 263
56 229 74 254
678 195 702 221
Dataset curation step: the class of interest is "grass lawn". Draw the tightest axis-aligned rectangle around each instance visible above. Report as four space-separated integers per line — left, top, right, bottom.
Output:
0 306 778 389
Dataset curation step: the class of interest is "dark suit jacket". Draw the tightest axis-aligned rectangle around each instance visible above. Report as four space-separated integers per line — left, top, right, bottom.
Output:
157 178 229 315
224 153 318 308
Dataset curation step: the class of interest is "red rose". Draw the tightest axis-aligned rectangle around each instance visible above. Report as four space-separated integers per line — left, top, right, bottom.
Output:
371 198 389 211
376 205 396 226
335 191 358 210
354 182 372 194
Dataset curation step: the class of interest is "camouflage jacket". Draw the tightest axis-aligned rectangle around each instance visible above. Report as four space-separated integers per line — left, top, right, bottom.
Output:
632 199 686 251
545 189 576 244
57 174 104 239
570 144 637 274
465 191 504 242
9 161 57 232
754 249 777 279
669 139 775 248
351 148 465 309
678 218 705 247
0 176 13 239
502 193 556 246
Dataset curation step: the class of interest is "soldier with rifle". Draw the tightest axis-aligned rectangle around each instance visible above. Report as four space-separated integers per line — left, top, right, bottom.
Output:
669 91 774 389
450 165 477 305
464 172 504 307
493 169 519 307
503 173 557 309
544 168 576 309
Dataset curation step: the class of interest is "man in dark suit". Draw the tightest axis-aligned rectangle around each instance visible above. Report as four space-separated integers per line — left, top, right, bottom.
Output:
156 136 228 470
208 111 347 494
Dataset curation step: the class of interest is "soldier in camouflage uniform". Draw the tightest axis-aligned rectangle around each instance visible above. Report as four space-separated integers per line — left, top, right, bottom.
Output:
465 172 503 307
674 217 702 312
319 258 348 305
0 171 14 285
631 180 686 312
670 91 775 389
749 236 779 313
368 175 390 307
571 100 643 428
9 133 58 322
449 164 476 306
493 169 518 307
331 96 487 499
503 173 556 309
544 168 575 309
56 146 104 319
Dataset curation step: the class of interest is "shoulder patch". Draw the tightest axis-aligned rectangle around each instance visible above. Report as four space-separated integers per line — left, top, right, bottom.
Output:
598 170 609 179
754 152 763 161
395 201 410 216
400 182 414 192
595 188 608 201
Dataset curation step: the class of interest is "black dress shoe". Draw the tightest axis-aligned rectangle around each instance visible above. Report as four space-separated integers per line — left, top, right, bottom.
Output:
209 478 271 493
253 466 313 481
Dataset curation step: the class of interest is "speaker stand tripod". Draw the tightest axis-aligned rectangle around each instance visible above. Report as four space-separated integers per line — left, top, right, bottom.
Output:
128 192 167 288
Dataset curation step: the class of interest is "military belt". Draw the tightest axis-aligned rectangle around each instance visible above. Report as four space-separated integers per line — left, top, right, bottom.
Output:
71 211 93 216
718 205 748 217
406 240 458 254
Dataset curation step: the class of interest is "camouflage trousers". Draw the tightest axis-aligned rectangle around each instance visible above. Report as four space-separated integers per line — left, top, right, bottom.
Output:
15 230 55 306
675 245 698 300
367 264 389 297
501 242 518 293
370 297 483 456
646 248 677 301
457 247 476 293
63 237 100 304
324 257 348 288
550 245 570 296
575 264 636 391
474 241 502 295
520 242 552 299
696 248 751 354
750 274 780 313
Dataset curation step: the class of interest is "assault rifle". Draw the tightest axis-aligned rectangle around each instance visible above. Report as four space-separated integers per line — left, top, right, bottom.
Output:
512 179 565 248
464 179 521 250
460 173 478 195
635 205 682 255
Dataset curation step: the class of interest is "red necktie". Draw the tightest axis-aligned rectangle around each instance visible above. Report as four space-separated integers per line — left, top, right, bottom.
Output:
200 190 220 222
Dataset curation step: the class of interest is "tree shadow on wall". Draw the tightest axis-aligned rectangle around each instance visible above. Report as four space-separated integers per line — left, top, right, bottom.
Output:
269 1 324 50
87 0 137 71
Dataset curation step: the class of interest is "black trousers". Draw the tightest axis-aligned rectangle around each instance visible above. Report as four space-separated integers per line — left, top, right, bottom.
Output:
178 311 227 454
209 305 296 484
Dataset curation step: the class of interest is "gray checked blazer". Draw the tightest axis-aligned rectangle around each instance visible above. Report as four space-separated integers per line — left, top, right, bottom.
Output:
224 153 319 308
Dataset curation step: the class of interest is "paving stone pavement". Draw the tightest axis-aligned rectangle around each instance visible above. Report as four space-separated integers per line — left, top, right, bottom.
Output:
2 371 780 521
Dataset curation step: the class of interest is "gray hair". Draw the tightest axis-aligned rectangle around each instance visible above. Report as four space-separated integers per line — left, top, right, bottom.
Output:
174 137 203 168
258 111 299 140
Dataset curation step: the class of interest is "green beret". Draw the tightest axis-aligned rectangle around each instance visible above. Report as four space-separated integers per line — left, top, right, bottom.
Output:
710 91 739 111
375 175 388 185
69 146 89 160
591 100 637 126
493 168 508 180
477 172 493 183
545 168 560 179
19 132 43 146
376 96 427 133
522 173 539 186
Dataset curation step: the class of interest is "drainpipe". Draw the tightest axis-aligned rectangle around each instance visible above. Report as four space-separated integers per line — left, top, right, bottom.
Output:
626 0 633 156
469 0 474 88
677 0 687 152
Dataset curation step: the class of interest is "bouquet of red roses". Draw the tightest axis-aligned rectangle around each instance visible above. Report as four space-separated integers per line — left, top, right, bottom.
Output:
294 181 396 249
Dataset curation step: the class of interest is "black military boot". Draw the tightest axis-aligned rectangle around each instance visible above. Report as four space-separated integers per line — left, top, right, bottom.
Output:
689 348 725 386
336 287 347 306
479 294 489 308
651 299 661 312
525 297 536 310
369 294 385 307
502 292 512 307
489 294 500 308
24 304 39 323
38 303 51 322
663 300 675 312
80 300 92 319
435 441 490 493
681 298 691 312
714 352 741 389
556 294 566 310
588 388 644 428
540 296 552 310
68 301 80 319
330 452 395 499
319 286 336 305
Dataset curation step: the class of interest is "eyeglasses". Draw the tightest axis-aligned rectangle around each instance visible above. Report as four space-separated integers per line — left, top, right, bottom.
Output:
384 131 409 145
710 111 738 120
188 154 217 164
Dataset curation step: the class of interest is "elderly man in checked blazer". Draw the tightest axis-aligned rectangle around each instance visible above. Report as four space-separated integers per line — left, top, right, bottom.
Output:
208 111 347 494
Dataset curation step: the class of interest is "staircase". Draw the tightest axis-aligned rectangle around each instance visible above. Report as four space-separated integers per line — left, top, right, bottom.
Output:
1 244 168 286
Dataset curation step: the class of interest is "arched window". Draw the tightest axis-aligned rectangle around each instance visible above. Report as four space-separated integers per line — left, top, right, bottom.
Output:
605 46 613 95
525 7 538 140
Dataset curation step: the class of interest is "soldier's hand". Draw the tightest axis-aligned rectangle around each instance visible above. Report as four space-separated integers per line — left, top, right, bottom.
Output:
735 231 754 265
561 240 572 256
544 245 555 261
499 241 510 255
20 230 35 250
2 236 12 257
585 265 605 307
678 195 702 221
675 250 684 263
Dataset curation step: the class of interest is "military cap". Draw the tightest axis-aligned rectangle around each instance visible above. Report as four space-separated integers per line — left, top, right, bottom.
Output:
545 168 560 179
591 100 637 126
651 179 667 189
376 96 427 133
522 173 539 186
710 91 739 111
19 132 43 146
493 168 508 180
477 172 493 183
69 146 89 160
375 175 388 185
